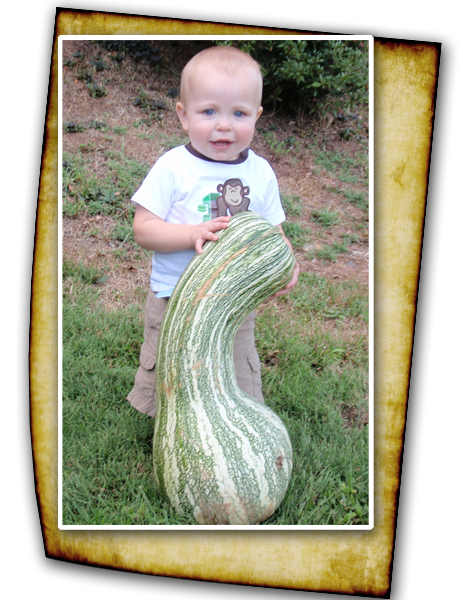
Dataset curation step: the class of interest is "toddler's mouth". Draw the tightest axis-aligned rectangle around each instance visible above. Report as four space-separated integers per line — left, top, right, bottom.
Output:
211 140 233 147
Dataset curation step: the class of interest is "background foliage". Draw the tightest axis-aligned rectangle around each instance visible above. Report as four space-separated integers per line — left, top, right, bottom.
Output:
218 40 369 116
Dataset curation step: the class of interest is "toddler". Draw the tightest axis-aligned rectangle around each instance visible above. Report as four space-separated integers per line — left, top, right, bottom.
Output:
127 45 300 417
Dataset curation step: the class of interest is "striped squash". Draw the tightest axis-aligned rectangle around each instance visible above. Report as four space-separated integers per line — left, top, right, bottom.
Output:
153 211 295 525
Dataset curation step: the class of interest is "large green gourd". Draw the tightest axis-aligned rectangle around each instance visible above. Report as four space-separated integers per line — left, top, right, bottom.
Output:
153 211 295 525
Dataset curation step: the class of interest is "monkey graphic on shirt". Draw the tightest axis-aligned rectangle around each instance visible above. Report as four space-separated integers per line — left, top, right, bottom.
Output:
216 178 250 217
196 178 252 221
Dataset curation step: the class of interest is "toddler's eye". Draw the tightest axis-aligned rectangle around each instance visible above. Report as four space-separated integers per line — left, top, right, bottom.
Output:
204 109 215 116
234 111 244 117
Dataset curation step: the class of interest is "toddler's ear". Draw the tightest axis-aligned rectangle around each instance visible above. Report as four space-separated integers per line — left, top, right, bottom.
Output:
176 102 189 131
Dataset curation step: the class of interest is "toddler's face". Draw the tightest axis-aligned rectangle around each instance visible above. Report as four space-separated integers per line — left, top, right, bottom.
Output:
176 64 263 162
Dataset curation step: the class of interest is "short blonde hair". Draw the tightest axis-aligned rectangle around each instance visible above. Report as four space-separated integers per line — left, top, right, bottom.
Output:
180 45 263 104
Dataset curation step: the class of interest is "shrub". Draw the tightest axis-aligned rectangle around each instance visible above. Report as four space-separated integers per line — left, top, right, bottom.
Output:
218 40 369 116
63 121 86 133
97 40 161 68
87 81 107 98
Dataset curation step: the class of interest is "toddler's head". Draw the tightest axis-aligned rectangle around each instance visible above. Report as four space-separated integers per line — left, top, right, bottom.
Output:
176 46 264 162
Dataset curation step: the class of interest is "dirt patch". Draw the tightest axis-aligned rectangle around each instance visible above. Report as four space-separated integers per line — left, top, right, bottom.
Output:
62 213 150 310
340 402 369 429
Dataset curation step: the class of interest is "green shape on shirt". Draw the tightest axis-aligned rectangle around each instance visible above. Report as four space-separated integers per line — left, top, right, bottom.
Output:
199 193 219 221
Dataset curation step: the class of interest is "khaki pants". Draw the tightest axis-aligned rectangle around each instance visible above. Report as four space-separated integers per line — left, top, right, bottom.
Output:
127 290 264 417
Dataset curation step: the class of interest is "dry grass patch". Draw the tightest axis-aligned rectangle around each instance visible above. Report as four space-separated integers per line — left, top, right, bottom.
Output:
340 403 369 429
63 214 150 310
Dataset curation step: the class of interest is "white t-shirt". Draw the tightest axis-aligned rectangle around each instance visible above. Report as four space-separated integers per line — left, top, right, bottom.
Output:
132 144 286 294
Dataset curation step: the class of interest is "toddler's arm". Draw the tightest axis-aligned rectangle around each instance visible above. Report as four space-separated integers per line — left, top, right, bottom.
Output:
268 225 300 299
133 205 230 254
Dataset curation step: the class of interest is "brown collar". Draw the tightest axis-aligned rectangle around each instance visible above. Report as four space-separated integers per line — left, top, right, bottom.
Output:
185 142 249 164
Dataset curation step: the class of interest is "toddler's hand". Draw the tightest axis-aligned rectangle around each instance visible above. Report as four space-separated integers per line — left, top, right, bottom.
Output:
267 260 301 301
192 216 231 254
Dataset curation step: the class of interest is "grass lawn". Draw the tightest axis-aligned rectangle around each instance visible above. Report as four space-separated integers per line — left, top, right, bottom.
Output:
62 267 369 526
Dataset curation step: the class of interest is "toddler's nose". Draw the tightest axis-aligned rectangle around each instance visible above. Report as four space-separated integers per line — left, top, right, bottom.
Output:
216 116 232 131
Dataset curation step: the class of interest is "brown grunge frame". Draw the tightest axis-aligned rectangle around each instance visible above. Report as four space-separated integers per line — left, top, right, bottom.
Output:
30 8 439 597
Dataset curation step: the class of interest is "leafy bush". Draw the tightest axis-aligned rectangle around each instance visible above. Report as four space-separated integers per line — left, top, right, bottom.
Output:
63 121 86 133
97 40 161 68
87 81 107 98
218 40 369 115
